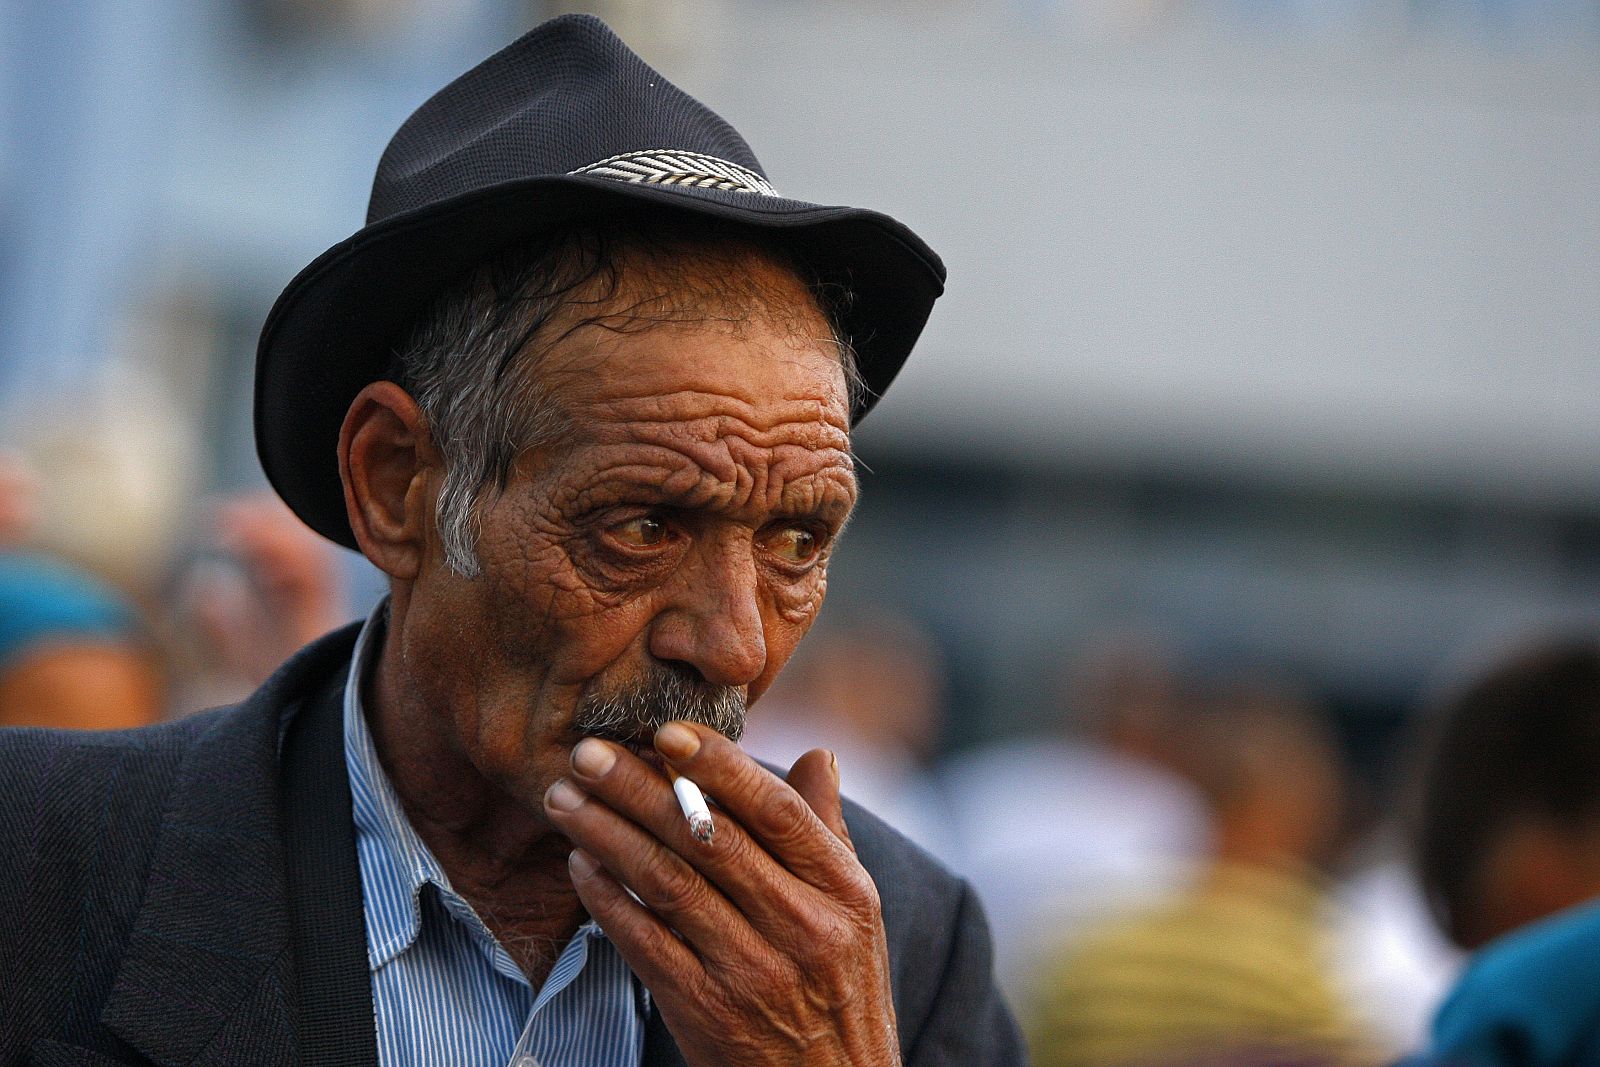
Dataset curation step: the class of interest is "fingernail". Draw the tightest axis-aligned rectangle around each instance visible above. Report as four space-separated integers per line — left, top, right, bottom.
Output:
569 849 598 878
544 778 586 812
572 737 616 778
829 750 840 785
655 721 700 760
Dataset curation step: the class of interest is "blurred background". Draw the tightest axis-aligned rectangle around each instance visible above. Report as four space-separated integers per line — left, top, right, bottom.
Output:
2 0 1598 1061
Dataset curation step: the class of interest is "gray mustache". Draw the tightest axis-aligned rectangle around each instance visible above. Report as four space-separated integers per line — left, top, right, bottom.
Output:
572 662 746 744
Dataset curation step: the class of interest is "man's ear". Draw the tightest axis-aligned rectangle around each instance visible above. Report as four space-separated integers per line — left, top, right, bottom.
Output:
338 381 438 581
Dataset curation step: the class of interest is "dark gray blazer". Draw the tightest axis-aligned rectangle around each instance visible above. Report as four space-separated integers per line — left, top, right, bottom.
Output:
0 625 1025 1066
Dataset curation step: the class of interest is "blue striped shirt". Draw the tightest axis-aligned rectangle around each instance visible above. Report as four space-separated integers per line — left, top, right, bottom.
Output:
343 607 649 1067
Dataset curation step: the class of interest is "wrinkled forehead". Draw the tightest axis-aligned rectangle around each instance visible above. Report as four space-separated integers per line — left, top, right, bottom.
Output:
536 244 854 438
561 234 840 345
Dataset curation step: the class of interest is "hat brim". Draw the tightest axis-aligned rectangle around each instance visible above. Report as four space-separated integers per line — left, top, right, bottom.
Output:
254 174 945 549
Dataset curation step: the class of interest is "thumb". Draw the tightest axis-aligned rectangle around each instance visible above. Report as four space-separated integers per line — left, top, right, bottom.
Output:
787 748 854 852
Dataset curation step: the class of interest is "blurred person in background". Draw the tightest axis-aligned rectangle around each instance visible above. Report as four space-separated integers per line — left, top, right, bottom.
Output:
1404 639 1600 1067
0 420 350 727
10 364 195 600
939 635 1210 998
0 451 163 729
0 453 38 544
167 492 352 713
742 610 957 861
0 362 194 729
1026 679 1382 1067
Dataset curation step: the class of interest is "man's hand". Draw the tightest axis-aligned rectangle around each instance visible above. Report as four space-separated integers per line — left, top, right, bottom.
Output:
542 720 902 1067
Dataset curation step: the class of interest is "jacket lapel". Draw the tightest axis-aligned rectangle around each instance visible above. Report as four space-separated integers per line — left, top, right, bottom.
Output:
97 626 362 1067
279 665 379 1067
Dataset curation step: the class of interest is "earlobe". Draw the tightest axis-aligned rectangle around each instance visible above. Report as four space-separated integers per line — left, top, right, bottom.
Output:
339 381 437 580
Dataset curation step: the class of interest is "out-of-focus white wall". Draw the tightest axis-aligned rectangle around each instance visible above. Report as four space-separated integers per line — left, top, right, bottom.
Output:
689 2 1600 508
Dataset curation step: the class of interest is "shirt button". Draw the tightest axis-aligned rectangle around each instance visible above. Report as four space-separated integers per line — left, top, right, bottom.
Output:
514 1058 540 1067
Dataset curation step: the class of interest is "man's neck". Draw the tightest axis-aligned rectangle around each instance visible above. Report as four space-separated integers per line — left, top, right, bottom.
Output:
366 620 586 987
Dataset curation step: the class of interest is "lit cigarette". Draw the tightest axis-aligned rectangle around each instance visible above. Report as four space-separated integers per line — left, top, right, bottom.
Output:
666 767 714 843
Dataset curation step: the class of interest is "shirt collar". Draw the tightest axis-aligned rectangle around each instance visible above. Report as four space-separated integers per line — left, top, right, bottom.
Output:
343 600 450 971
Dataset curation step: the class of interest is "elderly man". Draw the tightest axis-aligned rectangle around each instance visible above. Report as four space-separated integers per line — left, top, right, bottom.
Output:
0 15 1022 1067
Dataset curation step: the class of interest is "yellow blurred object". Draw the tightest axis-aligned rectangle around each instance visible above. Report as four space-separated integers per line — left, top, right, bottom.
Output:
1027 863 1380 1067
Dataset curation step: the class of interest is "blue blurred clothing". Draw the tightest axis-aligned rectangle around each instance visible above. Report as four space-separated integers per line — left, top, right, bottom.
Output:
1403 897 1600 1067
0 552 138 670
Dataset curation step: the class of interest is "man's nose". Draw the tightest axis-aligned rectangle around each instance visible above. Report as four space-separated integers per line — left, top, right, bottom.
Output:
647 539 767 687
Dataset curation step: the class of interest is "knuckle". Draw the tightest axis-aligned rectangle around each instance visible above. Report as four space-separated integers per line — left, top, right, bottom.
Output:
721 751 771 799
636 848 703 913
618 755 669 809
822 863 881 915
851 869 883 914
796 909 858 959
755 787 813 843
629 909 681 962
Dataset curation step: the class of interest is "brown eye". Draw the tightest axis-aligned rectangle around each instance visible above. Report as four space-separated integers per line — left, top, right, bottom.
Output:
770 527 820 564
613 516 669 548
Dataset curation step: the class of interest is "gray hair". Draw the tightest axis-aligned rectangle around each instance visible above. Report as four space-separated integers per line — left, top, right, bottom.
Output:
387 222 861 578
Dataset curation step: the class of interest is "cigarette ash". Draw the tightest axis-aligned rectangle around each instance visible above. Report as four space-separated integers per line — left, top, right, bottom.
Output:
688 813 715 844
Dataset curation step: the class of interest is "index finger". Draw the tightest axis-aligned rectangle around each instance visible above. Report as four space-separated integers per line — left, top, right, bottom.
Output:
654 721 862 895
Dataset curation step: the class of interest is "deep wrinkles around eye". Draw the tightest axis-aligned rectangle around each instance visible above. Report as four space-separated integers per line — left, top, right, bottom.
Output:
561 450 854 527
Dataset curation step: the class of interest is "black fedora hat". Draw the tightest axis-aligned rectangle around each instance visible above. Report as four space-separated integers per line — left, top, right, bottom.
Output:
255 13 945 550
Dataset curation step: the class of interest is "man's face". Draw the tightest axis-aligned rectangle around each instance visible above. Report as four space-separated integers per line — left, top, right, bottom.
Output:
392 249 857 808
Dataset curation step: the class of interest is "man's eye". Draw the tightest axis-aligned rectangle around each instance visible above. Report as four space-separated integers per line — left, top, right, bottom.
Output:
612 516 669 548
770 527 820 564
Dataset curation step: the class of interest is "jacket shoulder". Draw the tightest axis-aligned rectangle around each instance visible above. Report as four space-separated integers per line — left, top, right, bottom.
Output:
844 797 1027 1066
0 710 222 852
0 625 360 1062
0 619 363 865
0 707 258 926
0 711 233 1058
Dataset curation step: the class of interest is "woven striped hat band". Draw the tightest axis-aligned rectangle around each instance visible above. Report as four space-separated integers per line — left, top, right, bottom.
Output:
570 149 781 198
